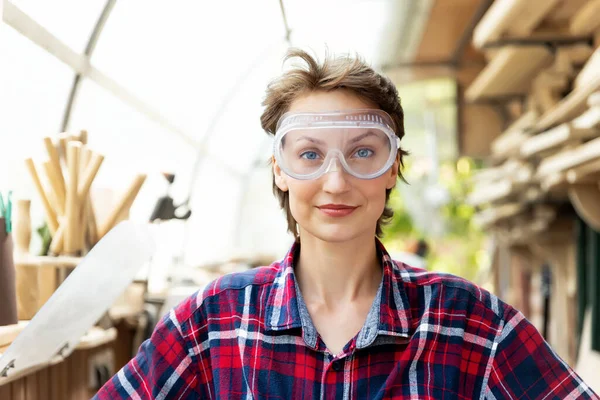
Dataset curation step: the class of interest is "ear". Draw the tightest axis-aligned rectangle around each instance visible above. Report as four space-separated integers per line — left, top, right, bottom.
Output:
273 157 289 192
386 157 400 189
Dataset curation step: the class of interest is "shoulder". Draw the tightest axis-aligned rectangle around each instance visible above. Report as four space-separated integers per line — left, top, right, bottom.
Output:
169 264 281 327
392 260 507 320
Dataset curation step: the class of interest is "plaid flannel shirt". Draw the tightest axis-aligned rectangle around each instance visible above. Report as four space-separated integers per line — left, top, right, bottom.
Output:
95 241 597 399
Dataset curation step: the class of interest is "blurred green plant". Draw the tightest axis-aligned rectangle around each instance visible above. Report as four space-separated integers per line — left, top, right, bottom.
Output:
36 222 52 256
383 157 487 282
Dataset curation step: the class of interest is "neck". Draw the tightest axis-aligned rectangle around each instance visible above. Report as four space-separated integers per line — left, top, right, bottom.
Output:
295 232 382 306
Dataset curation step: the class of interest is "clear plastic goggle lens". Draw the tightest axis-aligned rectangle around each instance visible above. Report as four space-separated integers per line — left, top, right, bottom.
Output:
273 109 400 180
280 128 392 177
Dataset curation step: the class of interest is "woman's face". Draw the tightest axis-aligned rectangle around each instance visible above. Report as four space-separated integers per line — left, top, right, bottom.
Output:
273 89 399 244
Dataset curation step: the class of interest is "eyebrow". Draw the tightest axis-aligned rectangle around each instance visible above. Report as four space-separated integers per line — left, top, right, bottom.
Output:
296 136 325 144
349 131 378 143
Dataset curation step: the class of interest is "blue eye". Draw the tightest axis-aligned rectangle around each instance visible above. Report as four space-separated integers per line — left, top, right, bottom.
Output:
355 148 373 158
300 151 319 160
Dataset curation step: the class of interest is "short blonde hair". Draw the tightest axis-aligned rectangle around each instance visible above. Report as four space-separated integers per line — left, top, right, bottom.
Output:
261 49 408 239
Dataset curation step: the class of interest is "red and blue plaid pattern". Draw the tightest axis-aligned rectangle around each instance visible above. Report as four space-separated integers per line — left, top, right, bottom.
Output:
94 241 597 399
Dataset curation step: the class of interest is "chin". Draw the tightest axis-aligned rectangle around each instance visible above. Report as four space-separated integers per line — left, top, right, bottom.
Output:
306 225 365 243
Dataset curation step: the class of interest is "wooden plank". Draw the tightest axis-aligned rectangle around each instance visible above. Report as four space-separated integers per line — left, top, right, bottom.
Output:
13 254 82 268
36 368 48 400
77 327 117 350
505 0 562 37
473 0 561 48
37 267 57 311
466 46 553 101
555 44 595 73
472 167 503 183
521 123 595 158
24 373 37 400
491 110 538 156
546 0 590 24
570 0 600 35
414 0 482 62
0 322 28 348
69 350 87 400
58 358 68 400
12 379 25 400
575 47 600 91
15 262 41 320
567 159 600 183
537 77 600 131
541 172 567 192
0 382 10 399
572 106 600 130
474 203 525 227
537 136 600 177
49 364 60 400
468 179 514 205
491 129 531 158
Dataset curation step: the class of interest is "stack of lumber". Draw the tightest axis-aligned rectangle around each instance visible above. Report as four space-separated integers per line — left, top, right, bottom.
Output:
466 0 600 243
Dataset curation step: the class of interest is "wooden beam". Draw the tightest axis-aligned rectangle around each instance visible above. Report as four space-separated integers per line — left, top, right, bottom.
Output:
491 110 538 158
572 105 600 130
541 172 567 192
466 46 553 101
521 123 596 158
566 159 600 183
537 51 600 131
473 0 561 48
474 203 525 227
468 179 514 205
575 47 600 90
569 0 600 35
472 166 507 183
523 186 544 202
568 184 600 231
537 136 600 177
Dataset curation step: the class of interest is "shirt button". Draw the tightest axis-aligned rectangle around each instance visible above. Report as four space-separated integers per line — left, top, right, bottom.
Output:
332 360 342 371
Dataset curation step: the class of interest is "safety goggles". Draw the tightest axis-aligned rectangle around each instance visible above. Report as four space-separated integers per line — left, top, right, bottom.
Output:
273 109 400 180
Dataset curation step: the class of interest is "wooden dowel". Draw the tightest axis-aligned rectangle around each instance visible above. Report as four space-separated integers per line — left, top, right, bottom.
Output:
64 142 81 254
78 148 104 252
57 134 68 165
24 158 59 234
79 129 88 145
77 146 90 252
98 174 146 239
78 153 104 201
49 219 65 255
43 137 66 211
41 160 66 216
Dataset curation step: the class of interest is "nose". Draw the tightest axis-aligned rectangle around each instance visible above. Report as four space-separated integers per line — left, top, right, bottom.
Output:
321 159 351 193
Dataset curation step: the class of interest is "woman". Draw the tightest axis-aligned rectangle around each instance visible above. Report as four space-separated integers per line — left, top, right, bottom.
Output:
95 49 597 399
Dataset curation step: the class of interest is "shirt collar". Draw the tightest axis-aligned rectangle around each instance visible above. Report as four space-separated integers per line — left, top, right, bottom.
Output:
264 239 412 349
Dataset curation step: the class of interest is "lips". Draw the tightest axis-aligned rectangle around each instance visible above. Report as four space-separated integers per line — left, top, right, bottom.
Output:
319 204 356 210
317 204 358 217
